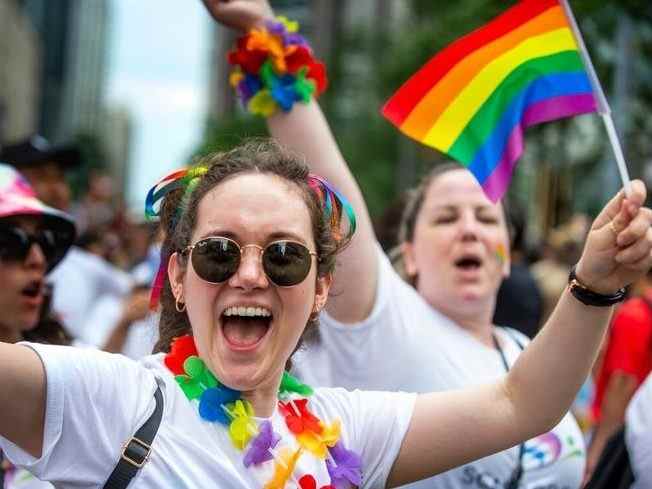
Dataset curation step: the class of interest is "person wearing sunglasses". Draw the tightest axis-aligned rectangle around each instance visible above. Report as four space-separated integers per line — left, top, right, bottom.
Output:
0 164 75 488
0 139 650 489
0 163 75 344
202 2 642 488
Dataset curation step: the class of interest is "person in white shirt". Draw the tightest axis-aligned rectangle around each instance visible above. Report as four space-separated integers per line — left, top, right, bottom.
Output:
626 374 652 489
0 139 650 488
203 2 634 488
0 164 76 489
0 135 133 344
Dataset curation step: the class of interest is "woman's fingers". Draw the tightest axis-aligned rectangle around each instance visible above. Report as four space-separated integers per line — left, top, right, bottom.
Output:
616 207 652 247
616 251 652 276
616 227 652 264
592 180 645 230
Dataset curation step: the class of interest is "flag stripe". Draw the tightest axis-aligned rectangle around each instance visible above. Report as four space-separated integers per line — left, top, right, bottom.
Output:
399 6 568 141
480 93 597 201
423 28 578 150
467 73 595 184
480 123 526 202
448 50 585 164
381 0 559 126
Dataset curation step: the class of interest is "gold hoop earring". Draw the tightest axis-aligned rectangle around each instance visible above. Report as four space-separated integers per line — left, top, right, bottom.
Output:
309 305 322 322
175 297 186 313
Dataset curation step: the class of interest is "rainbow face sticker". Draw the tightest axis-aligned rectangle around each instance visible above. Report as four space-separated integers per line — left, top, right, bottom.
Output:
495 243 507 265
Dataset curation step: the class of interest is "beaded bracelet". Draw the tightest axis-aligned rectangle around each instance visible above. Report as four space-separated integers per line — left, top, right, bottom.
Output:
228 16 328 117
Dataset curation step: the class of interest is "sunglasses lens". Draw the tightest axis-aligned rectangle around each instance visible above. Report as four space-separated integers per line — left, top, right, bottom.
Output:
37 230 58 264
0 229 29 262
191 237 241 283
263 241 313 286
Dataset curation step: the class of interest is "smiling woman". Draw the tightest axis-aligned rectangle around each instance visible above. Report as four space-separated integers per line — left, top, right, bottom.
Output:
164 164 335 404
0 137 651 489
208 0 600 486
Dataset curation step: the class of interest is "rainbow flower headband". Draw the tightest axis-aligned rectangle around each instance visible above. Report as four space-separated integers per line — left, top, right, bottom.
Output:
144 166 356 309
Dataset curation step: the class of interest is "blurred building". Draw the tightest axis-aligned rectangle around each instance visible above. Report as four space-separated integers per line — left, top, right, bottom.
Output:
23 0 111 143
102 105 133 196
0 0 40 144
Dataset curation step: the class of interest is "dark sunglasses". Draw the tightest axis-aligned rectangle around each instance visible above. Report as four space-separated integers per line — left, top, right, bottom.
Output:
0 226 59 267
181 236 319 287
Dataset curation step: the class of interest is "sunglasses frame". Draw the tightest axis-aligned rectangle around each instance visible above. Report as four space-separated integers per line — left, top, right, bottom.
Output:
181 236 319 287
0 226 58 266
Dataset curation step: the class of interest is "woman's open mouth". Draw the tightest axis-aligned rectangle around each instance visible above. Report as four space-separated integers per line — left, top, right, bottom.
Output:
454 255 483 270
20 280 44 306
221 305 273 351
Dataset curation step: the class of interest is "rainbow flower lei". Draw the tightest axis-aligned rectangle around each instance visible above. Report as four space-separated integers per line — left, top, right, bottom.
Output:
164 335 363 488
228 16 328 117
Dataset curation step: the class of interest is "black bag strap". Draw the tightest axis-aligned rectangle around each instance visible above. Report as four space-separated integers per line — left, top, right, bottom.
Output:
103 385 164 489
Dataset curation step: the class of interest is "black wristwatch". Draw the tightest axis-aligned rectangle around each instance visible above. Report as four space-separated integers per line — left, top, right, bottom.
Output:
568 265 627 307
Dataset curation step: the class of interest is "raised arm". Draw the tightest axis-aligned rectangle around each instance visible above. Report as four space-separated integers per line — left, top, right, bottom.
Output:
0 343 46 457
202 0 378 324
388 181 652 486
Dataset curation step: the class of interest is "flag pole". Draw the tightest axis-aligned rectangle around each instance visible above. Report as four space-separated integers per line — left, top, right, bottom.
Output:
560 0 632 197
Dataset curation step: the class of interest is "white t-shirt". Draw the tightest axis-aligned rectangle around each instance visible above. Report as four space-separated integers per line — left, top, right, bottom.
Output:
82 295 159 359
0 344 415 488
293 248 586 489
3 468 52 489
48 247 133 343
626 374 652 489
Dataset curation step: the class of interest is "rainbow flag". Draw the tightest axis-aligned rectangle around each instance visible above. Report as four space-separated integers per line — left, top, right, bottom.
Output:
382 0 597 202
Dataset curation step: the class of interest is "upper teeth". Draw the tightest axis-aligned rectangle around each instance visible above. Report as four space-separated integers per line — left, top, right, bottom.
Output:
223 306 272 317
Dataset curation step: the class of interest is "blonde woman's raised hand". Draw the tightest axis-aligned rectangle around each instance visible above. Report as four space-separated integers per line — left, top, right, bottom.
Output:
576 180 652 294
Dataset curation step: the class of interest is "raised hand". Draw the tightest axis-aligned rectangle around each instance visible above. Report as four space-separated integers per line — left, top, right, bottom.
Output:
201 0 274 32
576 180 652 294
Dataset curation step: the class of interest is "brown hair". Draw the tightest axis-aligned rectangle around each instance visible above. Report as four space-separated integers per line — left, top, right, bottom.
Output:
153 139 344 354
23 284 72 345
399 163 462 245
393 163 511 285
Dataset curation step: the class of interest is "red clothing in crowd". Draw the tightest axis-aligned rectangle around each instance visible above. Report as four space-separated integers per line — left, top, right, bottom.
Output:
592 294 652 421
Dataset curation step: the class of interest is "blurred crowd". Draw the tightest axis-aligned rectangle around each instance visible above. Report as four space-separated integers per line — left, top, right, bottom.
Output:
0 135 161 359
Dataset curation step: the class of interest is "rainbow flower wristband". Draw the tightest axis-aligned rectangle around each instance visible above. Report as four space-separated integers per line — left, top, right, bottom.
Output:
228 16 328 117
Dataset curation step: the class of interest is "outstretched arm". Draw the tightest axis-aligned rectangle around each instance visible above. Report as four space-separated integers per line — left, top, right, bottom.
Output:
387 181 652 486
0 343 46 457
202 0 379 324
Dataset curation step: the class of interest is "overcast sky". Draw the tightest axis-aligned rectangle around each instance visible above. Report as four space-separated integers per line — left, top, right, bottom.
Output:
106 0 211 212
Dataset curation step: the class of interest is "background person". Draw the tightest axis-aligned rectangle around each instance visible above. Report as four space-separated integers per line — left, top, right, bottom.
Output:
0 163 75 489
0 136 133 344
626 372 652 489
585 269 652 481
